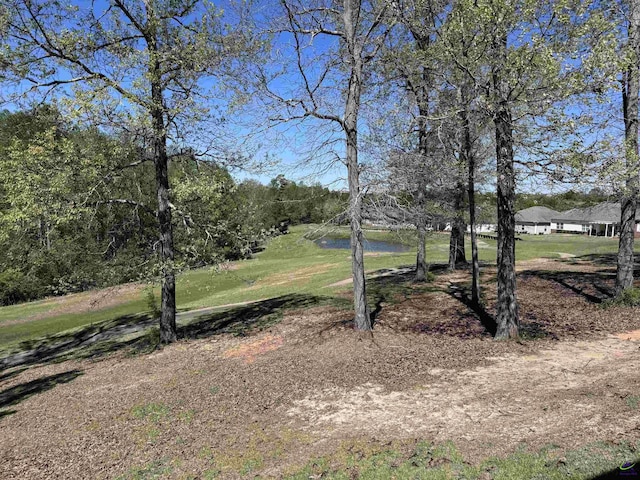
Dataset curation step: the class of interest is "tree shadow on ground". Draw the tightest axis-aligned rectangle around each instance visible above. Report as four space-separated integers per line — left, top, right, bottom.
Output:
519 269 615 304
445 283 497 337
562 253 640 272
364 264 498 339
0 369 83 418
0 367 27 383
177 293 343 340
0 313 156 371
0 294 345 372
365 265 442 327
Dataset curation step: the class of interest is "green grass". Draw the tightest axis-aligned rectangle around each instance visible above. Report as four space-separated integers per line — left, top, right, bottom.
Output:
0 225 631 352
116 459 173 480
287 439 640 480
131 402 171 423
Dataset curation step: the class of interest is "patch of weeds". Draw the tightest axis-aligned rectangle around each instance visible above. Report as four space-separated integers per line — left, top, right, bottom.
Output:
143 426 161 444
627 395 640 409
287 439 640 479
269 428 314 460
202 468 221 479
117 458 172 480
178 408 196 423
482 448 568 480
131 402 170 423
240 456 264 475
602 287 640 308
290 439 472 479
209 386 220 395
199 447 215 461
207 447 265 477
560 440 639 478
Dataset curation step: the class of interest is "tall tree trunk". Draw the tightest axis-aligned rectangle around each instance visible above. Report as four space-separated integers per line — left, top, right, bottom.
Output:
344 0 370 331
448 180 467 270
414 102 428 282
616 0 640 296
149 9 177 343
459 86 480 304
413 33 430 282
493 32 519 339
415 210 428 282
468 158 480 304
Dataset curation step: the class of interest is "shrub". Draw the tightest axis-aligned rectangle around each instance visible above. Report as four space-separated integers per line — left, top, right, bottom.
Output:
0 268 43 305
602 287 640 308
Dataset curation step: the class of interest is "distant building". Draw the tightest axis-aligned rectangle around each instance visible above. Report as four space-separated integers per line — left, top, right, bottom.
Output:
549 202 640 237
515 206 559 235
466 223 496 233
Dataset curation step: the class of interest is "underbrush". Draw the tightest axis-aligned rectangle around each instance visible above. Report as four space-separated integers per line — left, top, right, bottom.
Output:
602 287 640 308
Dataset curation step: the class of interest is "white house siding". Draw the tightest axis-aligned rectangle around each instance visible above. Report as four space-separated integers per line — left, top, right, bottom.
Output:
467 224 496 233
517 223 551 234
554 222 583 233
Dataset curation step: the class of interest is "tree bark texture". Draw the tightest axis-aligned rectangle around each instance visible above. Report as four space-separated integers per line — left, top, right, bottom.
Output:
344 0 370 330
616 0 640 296
415 218 428 282
149 8 177 343
448 180 467 270
492 32 519 339
459 85 480 304
413 32 430 282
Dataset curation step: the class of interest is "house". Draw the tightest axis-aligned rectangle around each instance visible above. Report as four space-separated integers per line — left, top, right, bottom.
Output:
550 202 640 237
465 202 497 233
469 223 496 233
515 206 559 235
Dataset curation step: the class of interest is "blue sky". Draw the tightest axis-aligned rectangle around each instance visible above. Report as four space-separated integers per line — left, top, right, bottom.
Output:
4 0 627 196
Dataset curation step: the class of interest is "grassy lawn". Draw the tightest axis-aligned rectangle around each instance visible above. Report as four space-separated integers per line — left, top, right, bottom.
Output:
285 439 639 480
0 225 629 351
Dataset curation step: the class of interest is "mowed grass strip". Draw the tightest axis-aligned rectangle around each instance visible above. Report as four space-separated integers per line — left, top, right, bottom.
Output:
0 225 630 351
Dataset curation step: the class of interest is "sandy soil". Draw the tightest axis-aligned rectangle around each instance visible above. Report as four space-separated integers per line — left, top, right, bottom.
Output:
1 259 640 479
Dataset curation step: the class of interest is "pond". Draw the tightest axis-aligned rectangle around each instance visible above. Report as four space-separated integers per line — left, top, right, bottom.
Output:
314 237 411 253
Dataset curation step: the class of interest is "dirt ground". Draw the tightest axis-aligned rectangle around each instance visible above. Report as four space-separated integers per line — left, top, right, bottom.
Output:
1 258 640 479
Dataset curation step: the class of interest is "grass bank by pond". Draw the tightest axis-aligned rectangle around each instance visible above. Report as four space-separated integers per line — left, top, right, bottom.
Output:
0 225 631 352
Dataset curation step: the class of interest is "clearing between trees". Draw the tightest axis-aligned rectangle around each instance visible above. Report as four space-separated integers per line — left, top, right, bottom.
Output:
1 237 640 478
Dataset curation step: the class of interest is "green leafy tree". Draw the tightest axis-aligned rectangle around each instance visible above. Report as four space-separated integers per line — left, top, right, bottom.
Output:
440 0 604 338
2 0 258 342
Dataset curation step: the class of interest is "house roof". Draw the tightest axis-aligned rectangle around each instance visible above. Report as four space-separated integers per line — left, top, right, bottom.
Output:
515 206 559 224
551 202 640 223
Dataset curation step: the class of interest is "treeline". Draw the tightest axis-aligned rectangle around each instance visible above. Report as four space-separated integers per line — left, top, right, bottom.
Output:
0 108 344 306
515 190 610 213
467 190 611 221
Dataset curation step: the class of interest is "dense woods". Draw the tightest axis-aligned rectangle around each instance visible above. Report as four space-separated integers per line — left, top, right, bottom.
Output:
0 106 343 306
0 0 638 341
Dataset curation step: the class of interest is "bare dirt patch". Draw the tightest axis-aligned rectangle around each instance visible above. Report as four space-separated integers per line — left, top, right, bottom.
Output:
222 334 285 364
1 259 640 478
614 329 640 341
